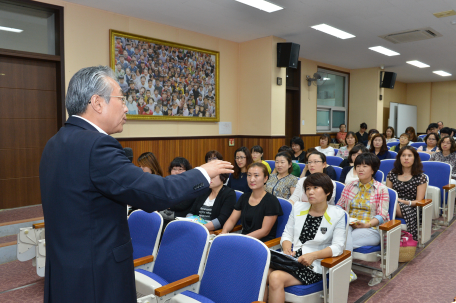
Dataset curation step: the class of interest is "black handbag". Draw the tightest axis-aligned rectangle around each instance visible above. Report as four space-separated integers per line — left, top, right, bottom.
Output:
269 250 305 274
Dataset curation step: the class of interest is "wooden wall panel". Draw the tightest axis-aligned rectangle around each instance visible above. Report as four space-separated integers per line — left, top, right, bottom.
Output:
0 177 41 209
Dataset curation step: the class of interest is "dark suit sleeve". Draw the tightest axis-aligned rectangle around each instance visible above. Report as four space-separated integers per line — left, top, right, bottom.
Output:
89 135 209 212
214 188 237 227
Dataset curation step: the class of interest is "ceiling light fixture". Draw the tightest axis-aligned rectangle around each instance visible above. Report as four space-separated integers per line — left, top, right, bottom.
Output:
310 24 355 39
235 0 283 13
406 60 430 68
0 26 23 33
433 70 452 77
369 46 400 56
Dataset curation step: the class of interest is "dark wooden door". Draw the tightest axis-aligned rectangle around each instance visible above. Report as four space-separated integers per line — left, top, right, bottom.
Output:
0 56 58 209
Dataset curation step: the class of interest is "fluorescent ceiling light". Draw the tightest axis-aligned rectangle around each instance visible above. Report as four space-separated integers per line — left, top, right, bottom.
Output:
369 46 400 56
235 0 283 13
311 24 355 39
406 60 430 68
433 70 452 76
0 26 23 33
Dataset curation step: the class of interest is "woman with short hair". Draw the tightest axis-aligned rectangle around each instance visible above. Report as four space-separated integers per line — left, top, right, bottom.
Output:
417 133 440 154
339 145 369 184
251 145 272 174
390 133 411 152
264 173 346 303
336 124 347 146
356 122 368 146
386 147 427 240
205 150 223 162
430 136 456 183
300 152 337 181
315 134 335 156
265 152 298 199
290 136 306 163
336 131 358 159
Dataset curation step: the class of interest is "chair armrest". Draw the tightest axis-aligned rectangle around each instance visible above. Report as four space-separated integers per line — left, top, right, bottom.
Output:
154 274 199 297
379 220 401 231
252 302 266 303
213 224 242 235
415 199 432 207
443 184 455 191
33 223 45 229
133 255 154 267
321 250 351 268
264 237 281 248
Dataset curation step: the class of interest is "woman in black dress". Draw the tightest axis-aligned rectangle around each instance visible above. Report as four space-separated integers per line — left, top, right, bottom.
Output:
386 146 427 240
356 122 369 146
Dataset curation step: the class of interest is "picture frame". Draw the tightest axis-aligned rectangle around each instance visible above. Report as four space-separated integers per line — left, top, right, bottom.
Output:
109 30 220 121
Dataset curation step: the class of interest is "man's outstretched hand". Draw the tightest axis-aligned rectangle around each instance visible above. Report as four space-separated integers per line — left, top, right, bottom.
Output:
199 160 234 178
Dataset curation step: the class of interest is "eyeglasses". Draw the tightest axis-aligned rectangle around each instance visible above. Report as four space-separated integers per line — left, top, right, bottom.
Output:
235 156 246 160
307 161 323 165
102 95 127 105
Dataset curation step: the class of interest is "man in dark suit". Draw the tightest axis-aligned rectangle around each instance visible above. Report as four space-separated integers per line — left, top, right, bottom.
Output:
39 66 233 303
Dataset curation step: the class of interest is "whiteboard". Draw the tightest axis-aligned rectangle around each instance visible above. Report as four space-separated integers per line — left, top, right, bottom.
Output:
397 104 417 135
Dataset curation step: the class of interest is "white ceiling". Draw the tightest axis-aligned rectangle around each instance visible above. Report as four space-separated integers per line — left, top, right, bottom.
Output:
65 0 456 83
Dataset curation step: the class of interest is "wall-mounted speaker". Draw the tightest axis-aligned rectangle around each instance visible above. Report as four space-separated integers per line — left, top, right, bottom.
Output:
381 71 397 89
277 42 300 69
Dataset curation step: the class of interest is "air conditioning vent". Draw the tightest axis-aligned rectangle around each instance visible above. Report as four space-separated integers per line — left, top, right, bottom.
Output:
379 27 442 44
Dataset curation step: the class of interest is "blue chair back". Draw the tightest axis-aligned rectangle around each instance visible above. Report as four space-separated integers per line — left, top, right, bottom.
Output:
326 156 343 166
332 166 343 181
334 148 339 155
374 170 384 183
411 142 426 149
387 142 397 149
235 190 243 202
422 161 452 203
418 152 431 161
128 211 163 260
153 221 208 283
200 234 269 303
277 198 293 237
379 159 395 179
387 188 398 220
418 134 427 139
388 151 398 159
334 181 345 204
297 163 305 175
265 160 275 172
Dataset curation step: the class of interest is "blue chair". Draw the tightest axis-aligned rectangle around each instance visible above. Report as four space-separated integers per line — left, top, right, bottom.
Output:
277 198 293 237
374 170 384 183
386 142 397 149
297 163 306 175
334 181 345 204
129 211 163 271
418 134 427 140
418 152 431 161
411 142 426 149
333 166 343 182
265 160 275 172
422 161 455 225
388 151 398 159
334 148 339 155
135 220 209 298
152 234 270 303
379 159 396 182
352 188 401 285
326 156 343 166
234 190 243 202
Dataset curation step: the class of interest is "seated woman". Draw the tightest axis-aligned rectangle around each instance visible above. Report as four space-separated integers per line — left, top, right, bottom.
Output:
290 136 306 163
315 134 335 156
386 147 427 241
138 152 163 176
365 129 379 149
339 145 369 184
356 122 369 146
337 153 389 254
430 136 456 184
265 173 346 303
406 126 423 142
390 133 411 152
159 157 196 222
369 133 391 160
186 173 236 231
205 150 223 162
227 146 253 193
336 124 347 146
271 146 302 177
265 152 298 199
251 145 272 174
221 163 283 242
417 133 440 154
384 126 397 143
300 152 337 181
336 131 357 159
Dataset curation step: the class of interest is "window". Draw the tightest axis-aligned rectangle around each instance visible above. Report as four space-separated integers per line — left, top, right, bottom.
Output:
316 68 349 132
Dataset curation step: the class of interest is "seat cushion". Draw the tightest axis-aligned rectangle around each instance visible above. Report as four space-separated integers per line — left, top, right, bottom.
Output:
135 269 169 286
285 281 323 296
170 290 215 303
398 218 406 224
354 245 381 254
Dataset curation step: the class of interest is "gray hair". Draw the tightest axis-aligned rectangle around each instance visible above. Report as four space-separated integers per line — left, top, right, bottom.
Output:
65 66 115 116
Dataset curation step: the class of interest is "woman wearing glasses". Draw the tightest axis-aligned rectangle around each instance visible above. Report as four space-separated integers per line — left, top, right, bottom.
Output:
265 151 298 199
300 152 337 181
227 146 253 193
417 133 440 154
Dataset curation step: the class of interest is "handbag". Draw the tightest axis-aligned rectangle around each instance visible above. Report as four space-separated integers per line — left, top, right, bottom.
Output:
398 231 417 262
269 250 305 275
